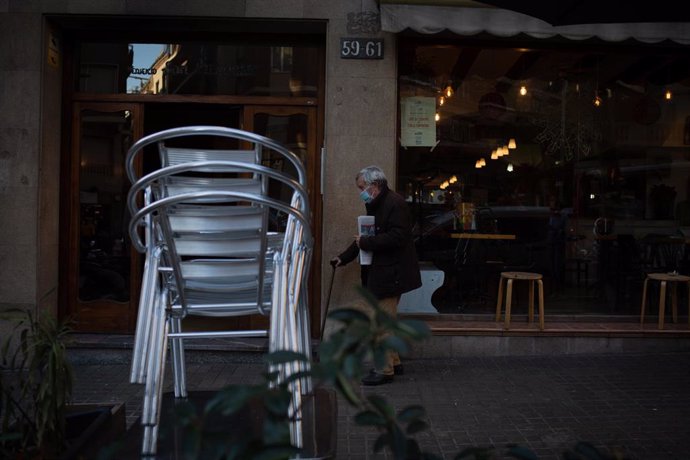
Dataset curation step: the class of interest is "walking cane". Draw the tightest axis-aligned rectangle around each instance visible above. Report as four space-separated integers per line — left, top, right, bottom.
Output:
319 260 338 343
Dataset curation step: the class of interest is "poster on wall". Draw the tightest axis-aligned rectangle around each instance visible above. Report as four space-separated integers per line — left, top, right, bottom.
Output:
401 96 436 147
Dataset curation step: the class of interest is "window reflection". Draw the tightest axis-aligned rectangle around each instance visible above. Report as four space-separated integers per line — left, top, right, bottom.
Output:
78 110 132 303
399 42 690 315
78 42 319 97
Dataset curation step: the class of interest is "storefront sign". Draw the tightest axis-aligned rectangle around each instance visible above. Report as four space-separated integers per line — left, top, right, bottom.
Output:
340 38 384 59
400 97 436 147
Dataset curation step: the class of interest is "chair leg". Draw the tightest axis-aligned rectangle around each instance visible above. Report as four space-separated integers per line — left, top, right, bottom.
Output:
504 279 513 330
687 281 690 326
269 254 289 385
170 316 186 398
495 277 504 321
671 281 678 324
141 291 169 456
130 248 162 384
142 424 158 458
268 254 284 358
640 277 649 326
658 280 667 330
528 280 535 325
296 293 313 393
537 279 545 331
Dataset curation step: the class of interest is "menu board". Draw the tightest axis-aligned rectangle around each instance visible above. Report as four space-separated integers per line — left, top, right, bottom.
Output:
401 96 436 147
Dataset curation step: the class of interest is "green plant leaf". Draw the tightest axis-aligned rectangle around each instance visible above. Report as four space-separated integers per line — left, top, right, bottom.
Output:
328 308 371 324
342 353 361 378
207 385 264 415
373 348 387 370
382 335 409 355
391 424 408 458
263 389 292 416
397 405 426 423
354 410 387 427
335 373 361 405
262 418 291 444
264 350 309 365
396 319 431 338
367 394 395 419
406 419 428 434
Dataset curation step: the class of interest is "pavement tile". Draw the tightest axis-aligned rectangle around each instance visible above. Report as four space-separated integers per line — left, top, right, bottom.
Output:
67 350 690 459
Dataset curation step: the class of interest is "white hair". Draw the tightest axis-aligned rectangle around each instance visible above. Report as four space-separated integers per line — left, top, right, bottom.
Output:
356 165 388 187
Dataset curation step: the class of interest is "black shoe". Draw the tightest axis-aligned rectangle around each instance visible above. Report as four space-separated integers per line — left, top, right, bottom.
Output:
361 372 394 386
368 364 404 376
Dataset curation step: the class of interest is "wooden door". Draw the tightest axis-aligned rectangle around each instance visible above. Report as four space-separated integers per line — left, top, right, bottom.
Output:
243 106 322 336
64 103 143 332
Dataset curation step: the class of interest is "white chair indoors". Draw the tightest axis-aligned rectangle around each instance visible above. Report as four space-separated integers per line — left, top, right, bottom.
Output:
124 126 313 456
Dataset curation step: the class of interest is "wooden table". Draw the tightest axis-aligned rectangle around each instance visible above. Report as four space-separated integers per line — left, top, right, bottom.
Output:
451 233 516 268
450 233 517 308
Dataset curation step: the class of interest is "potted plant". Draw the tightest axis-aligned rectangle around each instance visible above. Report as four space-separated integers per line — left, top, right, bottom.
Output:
0 308 125 459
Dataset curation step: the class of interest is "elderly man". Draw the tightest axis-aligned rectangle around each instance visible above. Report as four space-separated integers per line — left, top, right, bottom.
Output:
331 165 422 385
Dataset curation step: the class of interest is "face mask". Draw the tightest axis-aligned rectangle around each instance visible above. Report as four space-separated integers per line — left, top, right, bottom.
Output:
359 187 373 203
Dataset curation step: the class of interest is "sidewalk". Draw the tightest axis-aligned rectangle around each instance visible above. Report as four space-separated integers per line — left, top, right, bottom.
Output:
68 347 690 459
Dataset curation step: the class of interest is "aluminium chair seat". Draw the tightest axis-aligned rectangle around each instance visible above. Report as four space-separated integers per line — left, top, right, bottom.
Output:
156 176 263 200
160 146 258 167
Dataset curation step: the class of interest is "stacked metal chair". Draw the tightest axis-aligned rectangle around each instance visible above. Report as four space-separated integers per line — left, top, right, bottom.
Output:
125 126 313 456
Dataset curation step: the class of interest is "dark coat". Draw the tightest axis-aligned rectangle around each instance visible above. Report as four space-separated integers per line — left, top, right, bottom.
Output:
338 184 422 299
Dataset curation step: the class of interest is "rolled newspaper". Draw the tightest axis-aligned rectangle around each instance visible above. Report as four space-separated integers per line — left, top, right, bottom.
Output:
358 215 375 265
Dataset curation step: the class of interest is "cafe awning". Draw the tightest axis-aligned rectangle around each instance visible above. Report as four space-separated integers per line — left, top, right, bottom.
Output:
380 1 690 45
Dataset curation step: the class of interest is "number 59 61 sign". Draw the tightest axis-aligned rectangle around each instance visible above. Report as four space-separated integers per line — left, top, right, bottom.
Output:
340 38 384 60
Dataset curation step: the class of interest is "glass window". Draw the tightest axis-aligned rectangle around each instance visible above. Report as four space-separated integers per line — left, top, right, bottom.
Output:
77 42 320 97
398 39 690 316
78 109 133 303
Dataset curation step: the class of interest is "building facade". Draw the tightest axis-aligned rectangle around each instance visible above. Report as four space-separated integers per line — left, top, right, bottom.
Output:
1 1 689 344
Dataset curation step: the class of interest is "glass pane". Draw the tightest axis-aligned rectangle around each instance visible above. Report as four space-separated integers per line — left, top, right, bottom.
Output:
78 109 133 302
253 111 308 174
78 42 320 97
252 111 310 218
398 42 690 316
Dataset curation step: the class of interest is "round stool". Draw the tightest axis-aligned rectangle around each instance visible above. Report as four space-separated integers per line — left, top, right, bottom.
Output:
640 272 690 329
495 271 545 330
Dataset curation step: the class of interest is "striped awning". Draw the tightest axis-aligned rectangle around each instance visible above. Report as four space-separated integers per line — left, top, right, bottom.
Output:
380 1 690 45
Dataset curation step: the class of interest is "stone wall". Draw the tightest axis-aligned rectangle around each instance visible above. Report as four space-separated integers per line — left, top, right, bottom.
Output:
0 0 397 325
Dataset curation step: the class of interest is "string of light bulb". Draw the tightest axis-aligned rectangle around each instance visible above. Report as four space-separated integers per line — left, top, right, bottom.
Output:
436 81 455 122
439 174 458 190
478 138 517 168
515 80 673 108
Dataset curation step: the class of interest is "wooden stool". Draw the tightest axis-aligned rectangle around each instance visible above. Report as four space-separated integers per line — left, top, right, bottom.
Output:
495 271 545 330
640 272 690 329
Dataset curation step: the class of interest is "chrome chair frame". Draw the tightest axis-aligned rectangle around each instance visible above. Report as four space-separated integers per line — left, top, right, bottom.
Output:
125 126 313 456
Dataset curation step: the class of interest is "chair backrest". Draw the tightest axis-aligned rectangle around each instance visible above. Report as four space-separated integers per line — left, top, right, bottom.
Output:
127 160 309 242
125 125 307 191
126 129 311 320
128 186 312 316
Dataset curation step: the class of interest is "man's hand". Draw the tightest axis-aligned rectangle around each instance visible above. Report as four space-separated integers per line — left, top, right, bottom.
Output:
330 257 342 267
